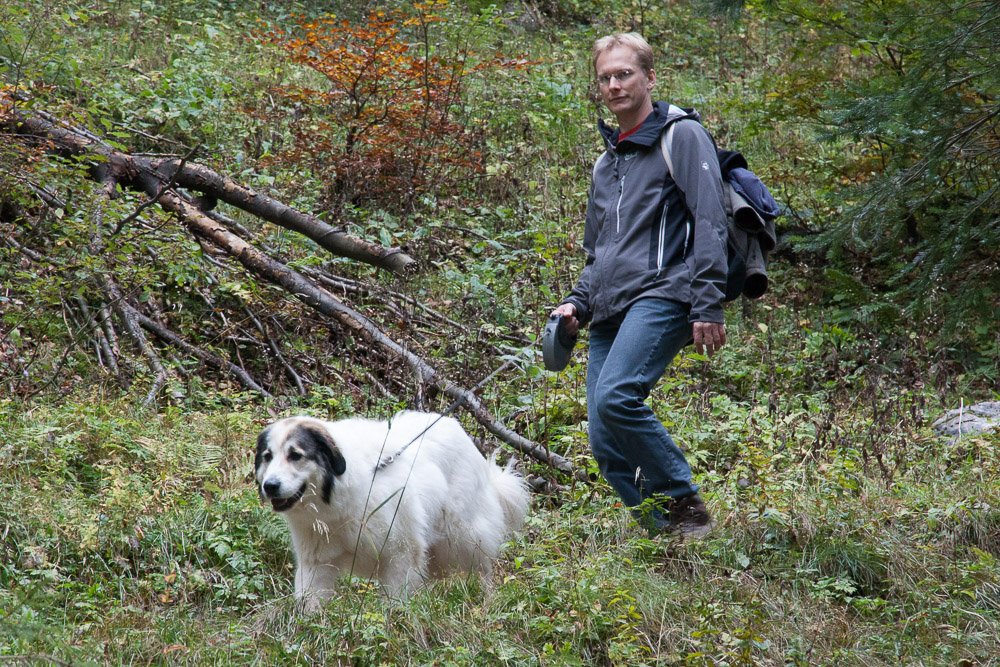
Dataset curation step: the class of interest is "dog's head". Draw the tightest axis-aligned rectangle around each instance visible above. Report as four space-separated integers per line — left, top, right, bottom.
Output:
254 417 347 512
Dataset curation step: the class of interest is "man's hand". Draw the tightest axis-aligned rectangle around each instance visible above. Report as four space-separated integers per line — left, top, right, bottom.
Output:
551 303 579 337
692 321 726 357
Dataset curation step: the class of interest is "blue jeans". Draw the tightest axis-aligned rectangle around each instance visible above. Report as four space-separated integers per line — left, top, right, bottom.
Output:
587 298 698 524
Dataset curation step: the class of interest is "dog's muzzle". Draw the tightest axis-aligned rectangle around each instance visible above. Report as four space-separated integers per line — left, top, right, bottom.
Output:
262 480 307 512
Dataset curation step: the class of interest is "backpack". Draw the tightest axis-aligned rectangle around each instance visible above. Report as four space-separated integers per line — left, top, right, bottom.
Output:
660 108 779 302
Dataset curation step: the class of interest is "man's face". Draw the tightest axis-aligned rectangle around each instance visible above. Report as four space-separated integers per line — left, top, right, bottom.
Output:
595 45 654 122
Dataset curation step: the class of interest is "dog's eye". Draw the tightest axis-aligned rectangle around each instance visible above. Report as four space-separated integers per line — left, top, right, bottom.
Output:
288 451 303 462
262 451 273 463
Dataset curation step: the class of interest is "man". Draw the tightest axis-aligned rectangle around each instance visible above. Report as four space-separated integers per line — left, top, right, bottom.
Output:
552 33 728 537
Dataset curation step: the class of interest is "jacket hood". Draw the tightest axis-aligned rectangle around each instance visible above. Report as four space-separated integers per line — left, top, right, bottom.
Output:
598 101 700 149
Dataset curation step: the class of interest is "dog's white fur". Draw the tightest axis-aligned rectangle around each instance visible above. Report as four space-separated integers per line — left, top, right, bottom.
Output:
254 411 529 607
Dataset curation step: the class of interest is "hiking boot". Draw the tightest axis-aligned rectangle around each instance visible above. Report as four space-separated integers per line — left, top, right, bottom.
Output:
668 493 715 539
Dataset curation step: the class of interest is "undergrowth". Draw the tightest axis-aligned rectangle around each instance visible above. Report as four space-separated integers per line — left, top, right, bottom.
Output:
2 0 999 665
3 275 999 665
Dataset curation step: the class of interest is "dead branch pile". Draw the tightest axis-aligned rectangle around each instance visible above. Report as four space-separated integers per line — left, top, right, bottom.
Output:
0 97 576 478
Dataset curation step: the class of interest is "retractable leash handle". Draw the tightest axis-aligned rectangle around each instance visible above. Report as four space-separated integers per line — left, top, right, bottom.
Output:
542 313 577 372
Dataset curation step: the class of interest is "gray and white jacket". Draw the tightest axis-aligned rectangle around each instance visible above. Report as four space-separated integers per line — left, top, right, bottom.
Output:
563 102 728 326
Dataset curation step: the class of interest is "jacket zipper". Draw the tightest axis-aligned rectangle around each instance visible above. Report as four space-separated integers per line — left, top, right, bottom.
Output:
656 205 667 273
610 151 624 234
616 175 626 234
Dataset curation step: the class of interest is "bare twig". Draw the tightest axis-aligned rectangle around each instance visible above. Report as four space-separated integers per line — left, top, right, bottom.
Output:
131 309 273 399
74 293 123 383
303 266 468 332
242 306 305 395
104 280 170 410
0 654 77 667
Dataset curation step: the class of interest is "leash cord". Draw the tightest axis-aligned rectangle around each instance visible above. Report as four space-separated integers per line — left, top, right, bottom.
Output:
373 357 517 471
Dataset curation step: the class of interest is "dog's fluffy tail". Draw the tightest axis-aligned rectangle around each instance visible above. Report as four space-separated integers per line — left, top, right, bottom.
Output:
488 453 531 533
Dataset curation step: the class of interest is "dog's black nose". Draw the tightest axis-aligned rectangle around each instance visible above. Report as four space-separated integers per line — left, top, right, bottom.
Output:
263 480 281 497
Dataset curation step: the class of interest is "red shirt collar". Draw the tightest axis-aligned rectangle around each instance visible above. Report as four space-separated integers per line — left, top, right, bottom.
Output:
617 125 639 142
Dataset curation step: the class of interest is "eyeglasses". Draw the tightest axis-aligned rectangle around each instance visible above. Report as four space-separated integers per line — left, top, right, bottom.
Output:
596 69 637 87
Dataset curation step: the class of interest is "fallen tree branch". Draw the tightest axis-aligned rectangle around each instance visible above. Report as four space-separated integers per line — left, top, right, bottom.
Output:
4 106 416 276
146 158 417 275
104 280 169 410
131 309 273 399
113 142 200 234
75 294 123 384
3 99 577 477
22 177 66 210
241 306 305 396
97 303 121 359
135 173 575 474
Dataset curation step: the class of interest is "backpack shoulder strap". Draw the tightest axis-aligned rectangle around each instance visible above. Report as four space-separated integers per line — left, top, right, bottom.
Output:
660 122 677 176
659 104 688 176
592 150 607 183
661 106 738 240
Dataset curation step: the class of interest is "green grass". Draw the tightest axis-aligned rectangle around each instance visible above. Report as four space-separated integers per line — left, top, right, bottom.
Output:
2 334 999 666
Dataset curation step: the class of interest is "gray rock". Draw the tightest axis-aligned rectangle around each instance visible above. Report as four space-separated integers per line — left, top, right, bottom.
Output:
932 401 1000 437
972 402 1000 418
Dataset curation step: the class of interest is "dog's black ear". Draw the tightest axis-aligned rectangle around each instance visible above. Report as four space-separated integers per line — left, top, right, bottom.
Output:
304 426 347 475
302 424 347 504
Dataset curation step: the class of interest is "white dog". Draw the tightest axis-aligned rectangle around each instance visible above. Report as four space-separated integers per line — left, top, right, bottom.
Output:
254 411 529 607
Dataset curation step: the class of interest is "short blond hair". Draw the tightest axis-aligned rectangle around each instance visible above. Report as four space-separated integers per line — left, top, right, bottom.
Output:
592 33 654 76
